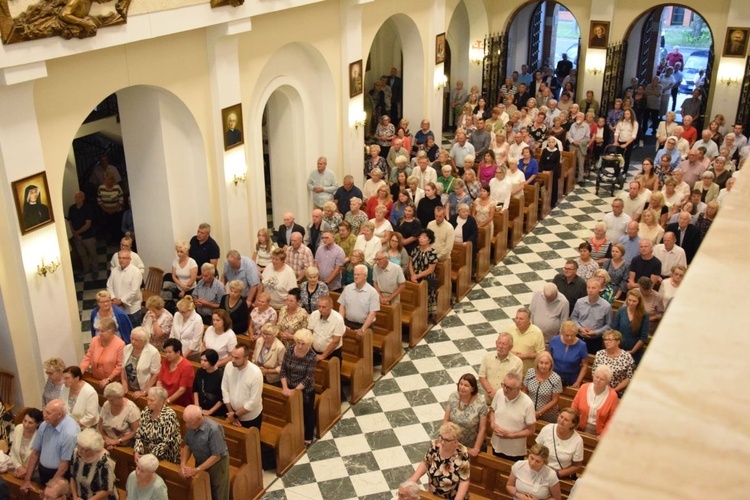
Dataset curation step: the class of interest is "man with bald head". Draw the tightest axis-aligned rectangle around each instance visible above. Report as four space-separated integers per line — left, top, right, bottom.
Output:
22 399 80 491
42 478 70 500
529 283 570 343
181 405 230 500
372 251 405 305
304 208 331 253
277 212 305 249
677 149 707 188
478 332 524 404
627 239 662 290
67 191 97 278
666 211 702 264
681 115 698 146
694 129 719 159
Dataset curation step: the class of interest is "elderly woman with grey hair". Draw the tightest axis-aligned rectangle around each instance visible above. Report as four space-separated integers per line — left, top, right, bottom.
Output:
133 386 181 464
281 329 318 445
70 428 117 500
121 327 161 399
126 454 168 499
397 480 420 500
99 382 140 450
588 221 611 265
572 365 619 436
408 422 470 499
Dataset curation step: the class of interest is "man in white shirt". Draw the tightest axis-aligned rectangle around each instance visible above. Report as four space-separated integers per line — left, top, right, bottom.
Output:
602 198 632 242
489 372 536 461
693 129 719 160
507 134 529 163
412 153 437 190
109 236 145 276
107 250 143 326
621 181 649 219
426 207 455 261
339 265 380 335
308 295 345 361
529 283 570 343
222 346 263 430
653 232 687 280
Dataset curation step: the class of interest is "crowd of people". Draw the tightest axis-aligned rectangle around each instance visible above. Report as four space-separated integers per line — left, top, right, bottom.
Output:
1 52 746 499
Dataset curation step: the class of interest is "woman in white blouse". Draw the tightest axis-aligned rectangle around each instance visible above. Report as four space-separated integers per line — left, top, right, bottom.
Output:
8 408 42 479
506 443 562 500
121 327 161 399
507 159 527 198
354 221 381 267
201 309 237 367
614 108 639 173
60 366 100 428
535 408 584 479
171 240 198 298
170 295 204 360
489 165 512 210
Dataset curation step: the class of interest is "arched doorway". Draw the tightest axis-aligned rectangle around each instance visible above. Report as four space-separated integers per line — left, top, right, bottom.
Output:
365 14 425 139
62 85 211 341
245 42 337 232
623 5 714 125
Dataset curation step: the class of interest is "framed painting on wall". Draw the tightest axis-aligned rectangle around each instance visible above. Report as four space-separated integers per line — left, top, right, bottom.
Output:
12 171 55 235
436 33 446 64
349 60 363 98
222 103 244 151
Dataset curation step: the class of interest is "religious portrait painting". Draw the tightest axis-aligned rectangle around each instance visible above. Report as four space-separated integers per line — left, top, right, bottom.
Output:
589 21 609 49
349 60 363 98
723 27 749 58
222 103 244 151
436 33 446 64
12 171 54 235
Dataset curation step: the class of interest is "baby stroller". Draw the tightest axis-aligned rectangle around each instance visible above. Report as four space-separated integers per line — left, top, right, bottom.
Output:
595 145 626 196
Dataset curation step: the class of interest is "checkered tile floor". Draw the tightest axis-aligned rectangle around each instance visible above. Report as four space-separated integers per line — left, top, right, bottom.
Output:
75 241 120 347
262 180 627 499
73 143 650 498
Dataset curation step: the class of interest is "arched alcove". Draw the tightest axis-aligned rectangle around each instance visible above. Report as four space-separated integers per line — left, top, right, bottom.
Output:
446 0 490 97
365 14 425 128
245 42 338 231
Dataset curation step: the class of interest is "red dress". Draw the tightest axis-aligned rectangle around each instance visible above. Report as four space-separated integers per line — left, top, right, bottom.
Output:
159 357 195 407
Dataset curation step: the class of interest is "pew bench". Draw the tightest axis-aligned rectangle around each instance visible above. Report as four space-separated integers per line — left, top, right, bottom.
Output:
450 242 473 302
314 356 342 437
523 183 540 234
536 170 553 218
469 452 575 499
563 150 577 195
257 384 306 476
372 302 405 375
507 196 525 249
401 280 429 347
475 226 492 281
435 259 453 322
339 327 374 404
491 207 510 264
110 445 212 500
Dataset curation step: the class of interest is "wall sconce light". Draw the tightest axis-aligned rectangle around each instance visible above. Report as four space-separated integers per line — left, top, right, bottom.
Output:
719 76 740 87
436 74 448 91
37 257 60 278
587 66 604 76
469 40 484 66
353 110 367 130
233 173 247 186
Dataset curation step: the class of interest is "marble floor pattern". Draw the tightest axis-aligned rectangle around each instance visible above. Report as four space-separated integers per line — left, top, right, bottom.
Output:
262 181 622 499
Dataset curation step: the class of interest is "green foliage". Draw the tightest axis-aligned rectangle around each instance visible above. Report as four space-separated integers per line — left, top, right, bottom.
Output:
555 22 580 40
663 27 712 48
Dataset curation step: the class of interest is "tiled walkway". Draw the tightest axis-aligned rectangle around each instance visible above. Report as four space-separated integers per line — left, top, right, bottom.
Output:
263 183 618 499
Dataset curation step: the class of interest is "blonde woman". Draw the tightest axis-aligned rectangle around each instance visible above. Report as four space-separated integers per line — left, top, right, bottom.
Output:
252 324 287 384
523 352 563 423
170 296 203 360
142 295 173 351
171 240 198 298
252 228 277 271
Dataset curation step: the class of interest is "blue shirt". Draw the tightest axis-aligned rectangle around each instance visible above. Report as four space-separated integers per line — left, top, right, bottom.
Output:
518 158 539 183
222 256 260 298
334 186 363 218
548 336 589 386
571 297 612 337
655 147 681 168
184 417 228 466
193 278 226 317
32 415 80 469
617 234 642 263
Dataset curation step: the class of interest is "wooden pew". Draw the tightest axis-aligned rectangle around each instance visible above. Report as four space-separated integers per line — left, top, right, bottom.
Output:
450 242 473 302
257 384 306 476
491 207 510 264
555 160 566 205
372 302 404 375
475 225 492 281
507 195 525 249
435 259 453 322
0 473 44 500
401 280 429 347
562 150 577 195
340 327 374 404
330 291 402 376
469 452 575 499
536 170 553 218
110 446 212 500
314 357 342 438
523 183 540 234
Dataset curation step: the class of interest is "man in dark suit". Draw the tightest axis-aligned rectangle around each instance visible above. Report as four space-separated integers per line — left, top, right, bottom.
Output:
277 212 305 249
665 211 702 264
387 67 402 123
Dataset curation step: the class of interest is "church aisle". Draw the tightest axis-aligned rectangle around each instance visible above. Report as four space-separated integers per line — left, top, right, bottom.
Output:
263 184 617 499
